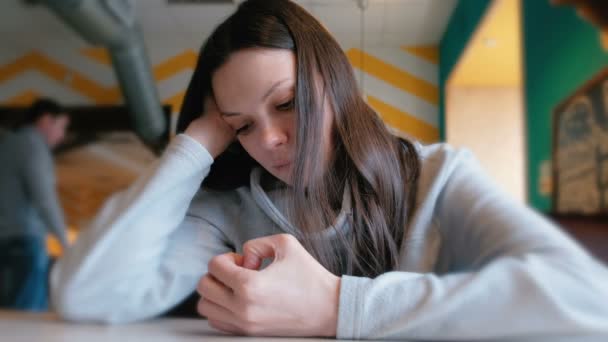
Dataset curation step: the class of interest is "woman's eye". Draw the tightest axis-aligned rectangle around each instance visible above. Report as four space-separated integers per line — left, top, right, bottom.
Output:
236 123 252 135
276 99 294 111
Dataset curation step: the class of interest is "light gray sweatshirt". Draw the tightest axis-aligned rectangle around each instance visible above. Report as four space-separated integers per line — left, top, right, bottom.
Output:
50 134 608 340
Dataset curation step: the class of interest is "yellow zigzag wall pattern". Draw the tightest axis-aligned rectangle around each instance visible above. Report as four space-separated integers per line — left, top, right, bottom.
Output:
0 46 438 142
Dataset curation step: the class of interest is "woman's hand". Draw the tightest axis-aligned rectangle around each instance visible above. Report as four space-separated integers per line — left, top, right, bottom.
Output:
196 234 341 337
185 96 235 158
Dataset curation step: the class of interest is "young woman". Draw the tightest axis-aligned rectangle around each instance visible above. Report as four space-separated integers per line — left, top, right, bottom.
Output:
50 0 608 339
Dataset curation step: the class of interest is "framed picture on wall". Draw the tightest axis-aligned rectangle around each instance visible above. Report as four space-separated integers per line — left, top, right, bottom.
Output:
552 68 608 215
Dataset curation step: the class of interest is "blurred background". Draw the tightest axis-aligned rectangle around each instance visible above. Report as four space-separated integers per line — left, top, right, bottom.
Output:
0 0 606 296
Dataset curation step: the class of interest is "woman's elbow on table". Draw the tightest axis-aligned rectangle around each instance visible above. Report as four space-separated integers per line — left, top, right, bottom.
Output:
49 261 100 322
49 259 127 323
49 259 184 324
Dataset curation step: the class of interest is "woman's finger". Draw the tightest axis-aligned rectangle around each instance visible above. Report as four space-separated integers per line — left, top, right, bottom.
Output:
207 252 250 290
207 319 243 335
242 234 297 269
196 274 236 312
196 297 234 324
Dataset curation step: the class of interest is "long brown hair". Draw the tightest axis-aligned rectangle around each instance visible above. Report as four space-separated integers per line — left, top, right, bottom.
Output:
177 0 420 277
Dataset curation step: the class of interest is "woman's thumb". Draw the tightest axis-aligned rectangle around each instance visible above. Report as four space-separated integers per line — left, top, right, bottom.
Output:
242 234 293 270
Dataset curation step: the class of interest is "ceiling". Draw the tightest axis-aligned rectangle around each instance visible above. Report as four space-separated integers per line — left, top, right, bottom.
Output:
0 0 458 47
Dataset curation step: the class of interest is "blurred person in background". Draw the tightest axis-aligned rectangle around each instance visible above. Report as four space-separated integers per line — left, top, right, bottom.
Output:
0 98 69 311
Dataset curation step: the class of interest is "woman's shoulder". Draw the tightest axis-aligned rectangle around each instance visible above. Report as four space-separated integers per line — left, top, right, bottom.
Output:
186 184 261 230
189 185 250 213
410 141 476 172
410 140 482 202
412 141 474 165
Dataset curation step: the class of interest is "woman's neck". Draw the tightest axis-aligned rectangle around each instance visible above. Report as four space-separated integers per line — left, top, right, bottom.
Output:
260 170 288 192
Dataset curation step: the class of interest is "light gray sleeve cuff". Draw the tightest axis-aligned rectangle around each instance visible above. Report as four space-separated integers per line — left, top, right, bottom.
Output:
169 133 214 170
336 275 369 340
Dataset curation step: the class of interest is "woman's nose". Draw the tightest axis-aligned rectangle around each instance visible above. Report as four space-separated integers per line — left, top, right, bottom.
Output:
262 123 288 149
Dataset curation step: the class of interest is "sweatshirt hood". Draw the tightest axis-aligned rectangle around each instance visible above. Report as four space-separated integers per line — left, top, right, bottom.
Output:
249 167 351 239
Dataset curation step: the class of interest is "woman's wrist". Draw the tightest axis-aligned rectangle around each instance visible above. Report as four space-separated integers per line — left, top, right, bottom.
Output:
183 130 218 158
183 111 235 159
320 274 341 337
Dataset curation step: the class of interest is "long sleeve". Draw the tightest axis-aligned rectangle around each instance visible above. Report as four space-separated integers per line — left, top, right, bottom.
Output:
21 137 68 247
337 149 608 340
50 134 232 323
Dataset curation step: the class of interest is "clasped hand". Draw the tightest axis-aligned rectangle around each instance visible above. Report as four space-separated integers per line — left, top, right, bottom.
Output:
196 234 341 337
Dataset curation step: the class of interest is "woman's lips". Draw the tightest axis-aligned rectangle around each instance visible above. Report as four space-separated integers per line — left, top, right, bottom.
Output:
273 161 291 170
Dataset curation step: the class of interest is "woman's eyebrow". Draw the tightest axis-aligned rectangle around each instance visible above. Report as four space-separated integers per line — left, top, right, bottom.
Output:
261 78 291 102
220 78 293 117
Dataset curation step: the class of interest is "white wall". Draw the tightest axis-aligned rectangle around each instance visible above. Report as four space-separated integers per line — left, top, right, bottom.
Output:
446 86 526 203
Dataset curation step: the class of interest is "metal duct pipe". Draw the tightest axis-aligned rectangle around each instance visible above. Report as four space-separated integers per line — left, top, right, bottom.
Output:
43 0 166 148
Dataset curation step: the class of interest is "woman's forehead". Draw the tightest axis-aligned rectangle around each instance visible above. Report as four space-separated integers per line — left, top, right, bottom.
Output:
212 49 296 108
215 48 295 84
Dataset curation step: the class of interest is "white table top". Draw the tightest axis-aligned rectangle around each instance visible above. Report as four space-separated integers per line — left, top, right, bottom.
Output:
3 310 606 342
0 310 360 342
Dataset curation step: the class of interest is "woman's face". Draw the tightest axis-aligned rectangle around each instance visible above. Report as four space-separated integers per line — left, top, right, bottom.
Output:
212 48 333 185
